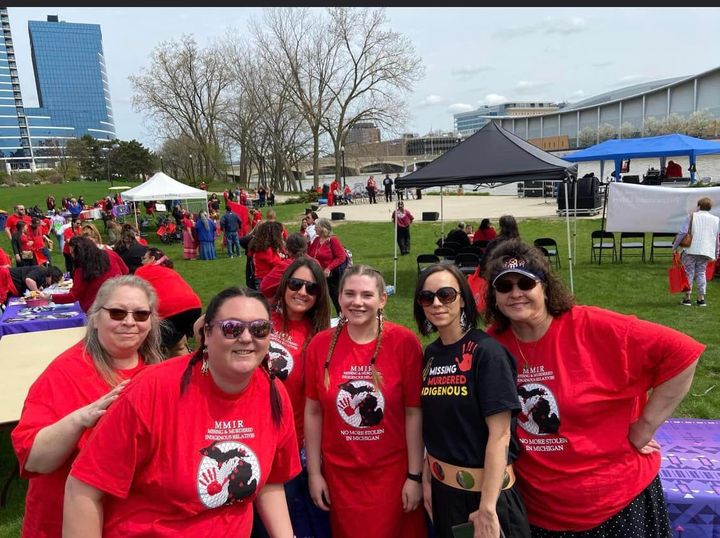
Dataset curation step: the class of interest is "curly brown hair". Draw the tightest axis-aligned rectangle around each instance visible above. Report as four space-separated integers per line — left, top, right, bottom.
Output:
483 239 574 333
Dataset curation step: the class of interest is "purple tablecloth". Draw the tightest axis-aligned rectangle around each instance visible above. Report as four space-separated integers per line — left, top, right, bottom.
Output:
658 418 720 538
0 301 86 337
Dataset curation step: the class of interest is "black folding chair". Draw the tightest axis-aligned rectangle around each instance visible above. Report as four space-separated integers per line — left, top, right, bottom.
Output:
533 238 561 269
619 232 646 262
454 252 481 276
590 231 617 264
417 253 440 275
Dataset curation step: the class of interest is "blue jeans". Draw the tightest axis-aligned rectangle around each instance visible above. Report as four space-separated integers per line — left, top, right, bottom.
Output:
225 232 241 257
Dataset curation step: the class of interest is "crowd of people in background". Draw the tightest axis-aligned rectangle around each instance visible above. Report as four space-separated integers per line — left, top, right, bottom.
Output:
0 186 709 538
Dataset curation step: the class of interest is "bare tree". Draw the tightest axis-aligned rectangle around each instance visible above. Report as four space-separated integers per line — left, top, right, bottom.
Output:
321 7 425 179
130 35 233 182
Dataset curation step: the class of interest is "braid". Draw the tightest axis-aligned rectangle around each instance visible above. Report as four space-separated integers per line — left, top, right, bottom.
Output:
324 318 346 390
180 343 205 395
261 354 283 427
369 309 385 389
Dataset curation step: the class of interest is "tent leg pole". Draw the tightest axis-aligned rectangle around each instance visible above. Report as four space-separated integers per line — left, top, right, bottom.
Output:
440 189 444 245
393 202 398 292
564 178 574 295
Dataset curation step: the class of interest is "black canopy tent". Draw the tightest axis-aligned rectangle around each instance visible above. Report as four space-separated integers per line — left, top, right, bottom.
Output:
395 122 579 291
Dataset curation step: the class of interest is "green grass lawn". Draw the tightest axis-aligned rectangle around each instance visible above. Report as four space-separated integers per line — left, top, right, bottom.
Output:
0 182 717 534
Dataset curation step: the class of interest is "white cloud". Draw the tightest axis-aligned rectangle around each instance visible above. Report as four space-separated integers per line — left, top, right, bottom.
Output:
447 103 475 114
568 89 586 100
493 16 587 39
451 65 493 79
515 80 552 94
418 94 445 107
481 94 509 106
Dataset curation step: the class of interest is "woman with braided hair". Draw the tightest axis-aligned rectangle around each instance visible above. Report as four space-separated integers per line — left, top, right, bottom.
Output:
64 286 301 537
304 265 427 538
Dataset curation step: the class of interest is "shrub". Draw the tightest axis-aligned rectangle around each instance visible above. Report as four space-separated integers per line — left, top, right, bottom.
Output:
48 173 64 184
15 172 36 185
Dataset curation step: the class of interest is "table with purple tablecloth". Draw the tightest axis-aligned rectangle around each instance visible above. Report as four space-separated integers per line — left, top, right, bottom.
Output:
0 300 86 337
658 418 720 538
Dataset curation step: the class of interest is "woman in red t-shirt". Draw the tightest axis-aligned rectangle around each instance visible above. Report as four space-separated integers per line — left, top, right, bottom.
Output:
64 287 300 537
11 276 163 538
306 218 348 315
472 218 497 244
483 239 703 536
248 221 286 289
304 264 426 538
135 247 203 358
63 219 83 273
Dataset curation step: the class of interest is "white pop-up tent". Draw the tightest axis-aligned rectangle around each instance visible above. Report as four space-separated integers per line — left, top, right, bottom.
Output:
121 172 208 227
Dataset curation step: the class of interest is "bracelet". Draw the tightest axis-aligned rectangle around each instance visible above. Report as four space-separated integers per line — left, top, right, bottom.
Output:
407 472 422 483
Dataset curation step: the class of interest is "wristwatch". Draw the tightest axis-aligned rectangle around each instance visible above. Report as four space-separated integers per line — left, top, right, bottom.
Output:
407 472 422 483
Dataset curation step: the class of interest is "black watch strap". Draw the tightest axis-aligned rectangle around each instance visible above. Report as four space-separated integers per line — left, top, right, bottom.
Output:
407 472 422 483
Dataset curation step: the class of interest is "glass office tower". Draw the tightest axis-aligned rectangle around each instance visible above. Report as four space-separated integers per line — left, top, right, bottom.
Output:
27 15 115 141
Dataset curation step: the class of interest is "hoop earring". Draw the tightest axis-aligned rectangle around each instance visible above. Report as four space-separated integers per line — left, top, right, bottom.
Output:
201 348 209 376
423 319 434 333
460 311 468 331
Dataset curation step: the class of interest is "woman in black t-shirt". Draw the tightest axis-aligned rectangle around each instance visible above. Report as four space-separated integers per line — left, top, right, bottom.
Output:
413 264 530 538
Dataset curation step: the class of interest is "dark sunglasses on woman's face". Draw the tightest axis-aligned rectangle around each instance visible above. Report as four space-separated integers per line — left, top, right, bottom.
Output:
416 286 459 307
209 319 272 339
493 276 540 294
102 307 152 322
287 277 319 296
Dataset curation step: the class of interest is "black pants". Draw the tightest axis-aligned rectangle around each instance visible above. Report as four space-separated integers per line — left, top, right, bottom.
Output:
367 188 376 204
64 253 74 274
385 187 392 202
397 226 410 254
431 478 531 538
327 270 341 315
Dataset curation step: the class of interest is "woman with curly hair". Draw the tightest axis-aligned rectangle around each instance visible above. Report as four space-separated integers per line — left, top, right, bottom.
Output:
483 239 702 536
304 265 426 538
47 236 128 311
248 221 286 289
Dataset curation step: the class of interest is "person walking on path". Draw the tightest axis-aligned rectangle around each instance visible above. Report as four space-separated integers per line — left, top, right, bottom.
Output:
674 196 720 306
383 174 394 202
391 201 414 255
219 206 242 258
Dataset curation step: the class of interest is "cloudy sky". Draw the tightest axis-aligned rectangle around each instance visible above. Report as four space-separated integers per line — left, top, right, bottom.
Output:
7 7 720 151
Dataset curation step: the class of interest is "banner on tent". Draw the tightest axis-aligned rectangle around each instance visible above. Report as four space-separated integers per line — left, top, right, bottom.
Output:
606 183 720 233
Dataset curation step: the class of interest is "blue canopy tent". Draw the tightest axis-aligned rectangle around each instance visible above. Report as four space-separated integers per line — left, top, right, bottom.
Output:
563 133 720 184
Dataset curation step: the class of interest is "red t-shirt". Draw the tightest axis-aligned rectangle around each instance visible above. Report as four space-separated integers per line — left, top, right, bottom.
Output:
305 322 423 469
251 247 283 279
473 227 496 243
307 236 346 272
63 226 82 255
270 311 313 448
70 355 300 537
51 249 129 311
259 258 293 303
488 305 704 531
6 213 31 235
134 264 202 319
11 341 145 538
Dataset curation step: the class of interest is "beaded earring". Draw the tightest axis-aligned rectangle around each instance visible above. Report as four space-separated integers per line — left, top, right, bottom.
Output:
460 311 469 331
200 348 209 376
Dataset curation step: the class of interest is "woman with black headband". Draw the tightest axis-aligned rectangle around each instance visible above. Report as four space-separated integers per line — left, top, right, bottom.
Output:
413 263 531 538
483 239 702 537
304 264 427 537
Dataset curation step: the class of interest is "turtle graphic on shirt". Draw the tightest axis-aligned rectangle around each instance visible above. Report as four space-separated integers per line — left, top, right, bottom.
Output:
517 382 560 435
267 340 293 381
336 380 385 428
196 441 260 508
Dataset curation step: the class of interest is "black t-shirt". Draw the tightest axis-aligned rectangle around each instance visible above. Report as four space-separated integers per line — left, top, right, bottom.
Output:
10 265 48 295
445 228 470 248
421 328 521 468
117 243 148 274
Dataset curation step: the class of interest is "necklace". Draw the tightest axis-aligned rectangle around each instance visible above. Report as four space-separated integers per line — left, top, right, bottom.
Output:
512 332 539 373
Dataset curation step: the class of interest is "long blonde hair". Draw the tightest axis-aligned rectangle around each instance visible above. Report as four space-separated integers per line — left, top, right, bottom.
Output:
323 264 386 390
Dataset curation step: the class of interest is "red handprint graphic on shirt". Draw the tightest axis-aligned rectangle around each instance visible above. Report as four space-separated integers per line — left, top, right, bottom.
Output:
338 395 355 417
454 341 476 372
199 467 228 496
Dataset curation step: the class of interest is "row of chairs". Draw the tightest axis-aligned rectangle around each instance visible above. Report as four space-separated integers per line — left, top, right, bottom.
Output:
591 231 677 263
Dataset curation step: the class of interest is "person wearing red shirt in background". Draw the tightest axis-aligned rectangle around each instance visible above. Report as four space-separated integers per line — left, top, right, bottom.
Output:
64 287 300 538
328 179 340 207
307 218 348 315
249 221 286 289
304 265 426 538
391 200 414 256
252 256 332 538
5 204 32 241
665 160 683 178
0 246 10 267
483 240 702 536
181 211 198 260
265 208 288 240
12 276 163 538
473 218 497 245
48 236 129 312
260 233 308 306
63 219 83 274
29 217 50 266
135 247 203 358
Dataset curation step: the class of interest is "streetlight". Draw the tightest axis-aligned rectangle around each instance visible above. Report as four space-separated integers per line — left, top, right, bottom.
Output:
341 145 346 188
160 155 164 173
102 143 119 186
188 154 194 185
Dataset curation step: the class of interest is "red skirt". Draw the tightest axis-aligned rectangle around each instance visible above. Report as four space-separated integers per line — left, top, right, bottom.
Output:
323 460 426 538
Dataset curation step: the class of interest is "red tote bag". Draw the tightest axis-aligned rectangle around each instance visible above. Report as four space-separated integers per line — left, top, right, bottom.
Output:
668 252 690 294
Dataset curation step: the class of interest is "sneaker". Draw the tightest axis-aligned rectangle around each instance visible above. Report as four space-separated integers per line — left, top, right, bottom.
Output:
697 299 707 307
681 298 692 306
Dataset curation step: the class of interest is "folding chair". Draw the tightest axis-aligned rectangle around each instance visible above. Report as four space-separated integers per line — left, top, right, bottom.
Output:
590 231 617 264
417 254 440 275
440 241 462 254
650 233 676 263
533 238 561 269
619 232 646 262
454 253 481 276
434 247 456 261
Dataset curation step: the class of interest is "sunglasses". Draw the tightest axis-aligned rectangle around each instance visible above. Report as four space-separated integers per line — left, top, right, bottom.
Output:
209 319 272 339
102 307 152 322
493 276 540 294
416 286 459 307
287 277 319 296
